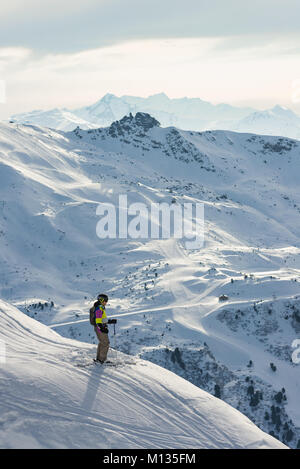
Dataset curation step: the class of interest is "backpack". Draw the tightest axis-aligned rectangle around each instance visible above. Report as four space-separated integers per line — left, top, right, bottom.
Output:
89 304 96 326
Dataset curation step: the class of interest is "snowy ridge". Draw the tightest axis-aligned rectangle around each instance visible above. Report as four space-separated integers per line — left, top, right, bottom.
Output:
0 300 287 449
8 108 99 132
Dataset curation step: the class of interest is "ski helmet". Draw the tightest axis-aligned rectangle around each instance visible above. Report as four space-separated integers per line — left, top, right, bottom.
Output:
97 293 108 303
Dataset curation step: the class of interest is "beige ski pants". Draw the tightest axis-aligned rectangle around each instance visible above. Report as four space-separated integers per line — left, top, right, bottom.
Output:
94 326 110 362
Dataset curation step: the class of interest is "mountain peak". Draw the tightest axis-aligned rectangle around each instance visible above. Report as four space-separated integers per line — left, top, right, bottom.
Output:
108 112 160 136
133 112 160 129
270 104 299 119
102 92 116 100
148 92 169 100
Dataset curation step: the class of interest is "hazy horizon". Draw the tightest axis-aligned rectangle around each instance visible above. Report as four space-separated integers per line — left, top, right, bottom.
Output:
6 91 300 119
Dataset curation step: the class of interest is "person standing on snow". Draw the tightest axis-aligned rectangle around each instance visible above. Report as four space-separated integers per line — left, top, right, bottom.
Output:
90 293 116 363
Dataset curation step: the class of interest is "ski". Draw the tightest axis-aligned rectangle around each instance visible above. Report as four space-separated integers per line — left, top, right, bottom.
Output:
76 361 94 368
93 359 137 366
76 359 137 368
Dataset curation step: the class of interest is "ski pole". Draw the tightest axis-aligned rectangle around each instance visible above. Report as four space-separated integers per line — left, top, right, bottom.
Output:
113 321 117 361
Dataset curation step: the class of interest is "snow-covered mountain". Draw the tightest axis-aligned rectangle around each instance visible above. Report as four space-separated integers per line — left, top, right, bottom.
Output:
0 113 300 448
230 106 300 140
8 107 99 131
72 92 254 131
9 93 300 140
9 92 254 132
0 299 286 449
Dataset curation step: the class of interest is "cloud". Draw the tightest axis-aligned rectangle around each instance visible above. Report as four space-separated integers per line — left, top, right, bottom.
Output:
0 47 32 74
1 0 300 54
1 36 299 117
1 1 300 118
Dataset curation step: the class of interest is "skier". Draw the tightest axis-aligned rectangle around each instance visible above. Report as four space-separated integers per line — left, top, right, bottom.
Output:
90 293 116 364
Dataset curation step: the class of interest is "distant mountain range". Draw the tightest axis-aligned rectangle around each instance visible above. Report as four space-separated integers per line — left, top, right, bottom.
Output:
8 92 300 140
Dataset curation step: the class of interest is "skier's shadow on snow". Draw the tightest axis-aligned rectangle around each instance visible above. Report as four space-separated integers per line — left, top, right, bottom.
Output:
81 364 105 411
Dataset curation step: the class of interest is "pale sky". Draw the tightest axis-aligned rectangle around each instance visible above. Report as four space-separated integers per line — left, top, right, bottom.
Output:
1 0 300 118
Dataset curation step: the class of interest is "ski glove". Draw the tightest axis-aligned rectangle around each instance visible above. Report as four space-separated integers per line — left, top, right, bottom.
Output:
108 319 117 324
98 324 109 334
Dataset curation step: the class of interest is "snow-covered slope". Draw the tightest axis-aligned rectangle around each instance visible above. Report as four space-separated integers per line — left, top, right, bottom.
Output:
0 299 287 449
9 108 99 131
0 114 300 447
